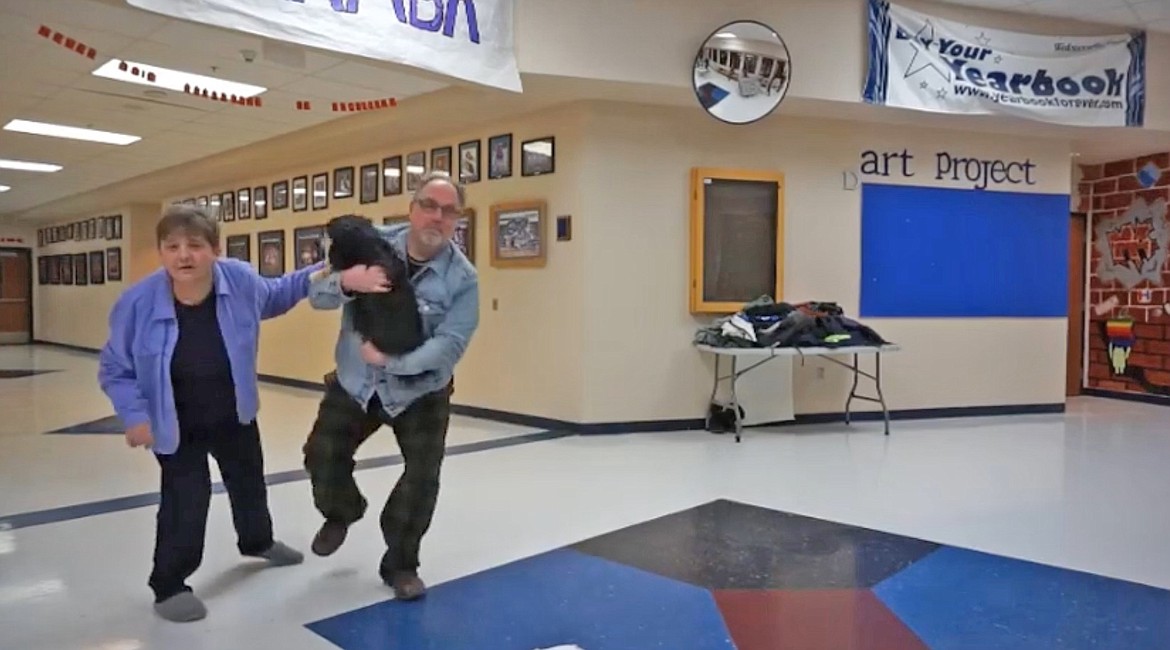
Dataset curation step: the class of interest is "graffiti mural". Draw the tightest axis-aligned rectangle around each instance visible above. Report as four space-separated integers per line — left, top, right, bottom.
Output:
1093 196 1169 290
1080 152 1170 396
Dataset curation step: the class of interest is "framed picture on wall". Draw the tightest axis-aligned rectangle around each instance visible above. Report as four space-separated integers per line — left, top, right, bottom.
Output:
312 173 328 210
254 186 267 220
226 234 251 262
293 225 326 269
490 199 546 268
73 253 88 286
383 214 409 227
37 256 47 285
360 163 379 204
455 207 476 264
458 140 480 184
257 230 285 278
291 176 307 212
88 250 105 285
382 156 402 196
106 247 122 282
221 191 236 221
273 180 290 211
60 255 73 285
488 133 512 180
237 187 251 220
333 166 354 199
405 151 425 191
521 136 555 176
431 146 452 175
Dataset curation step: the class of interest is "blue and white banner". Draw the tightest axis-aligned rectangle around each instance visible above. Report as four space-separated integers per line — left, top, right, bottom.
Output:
863 0 1145 127
126 0 521 92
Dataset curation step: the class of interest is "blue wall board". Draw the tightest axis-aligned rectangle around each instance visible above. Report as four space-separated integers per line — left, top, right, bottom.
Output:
859 183 1070 318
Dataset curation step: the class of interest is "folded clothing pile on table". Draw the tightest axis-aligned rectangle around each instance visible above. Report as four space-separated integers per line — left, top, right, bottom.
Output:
694 296 890 349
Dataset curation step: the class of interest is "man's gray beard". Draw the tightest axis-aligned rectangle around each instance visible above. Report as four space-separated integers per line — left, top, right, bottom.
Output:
418 229 444 248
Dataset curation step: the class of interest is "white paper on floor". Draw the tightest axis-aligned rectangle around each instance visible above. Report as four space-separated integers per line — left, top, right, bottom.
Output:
535 646 584 650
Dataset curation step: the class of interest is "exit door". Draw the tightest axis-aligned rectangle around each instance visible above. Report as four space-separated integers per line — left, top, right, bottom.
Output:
0 248 32 344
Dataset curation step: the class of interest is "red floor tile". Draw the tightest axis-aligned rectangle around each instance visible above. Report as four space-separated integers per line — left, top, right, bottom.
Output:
713 589 928 650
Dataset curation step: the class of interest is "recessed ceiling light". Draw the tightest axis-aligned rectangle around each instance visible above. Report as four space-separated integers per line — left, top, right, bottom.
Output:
92 59 266 98
3 119 140 146
0 185 10 193
0 159 62 173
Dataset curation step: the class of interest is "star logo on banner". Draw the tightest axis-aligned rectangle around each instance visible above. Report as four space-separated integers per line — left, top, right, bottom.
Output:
901 20 953 83
936 88 948 100
975 31 992 47
920 81 929 89
994 55 1003 64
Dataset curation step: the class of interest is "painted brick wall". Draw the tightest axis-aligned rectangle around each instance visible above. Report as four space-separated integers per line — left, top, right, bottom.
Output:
1077 153 1170 395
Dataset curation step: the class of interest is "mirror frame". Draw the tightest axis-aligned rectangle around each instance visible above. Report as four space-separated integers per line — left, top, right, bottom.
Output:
691 19 793 126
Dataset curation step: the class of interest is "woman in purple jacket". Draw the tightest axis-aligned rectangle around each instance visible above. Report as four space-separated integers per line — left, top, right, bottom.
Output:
98 205 325 623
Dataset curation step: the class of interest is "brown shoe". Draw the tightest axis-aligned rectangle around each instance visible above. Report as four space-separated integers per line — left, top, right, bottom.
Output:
311 520 348 556
388 570 426 601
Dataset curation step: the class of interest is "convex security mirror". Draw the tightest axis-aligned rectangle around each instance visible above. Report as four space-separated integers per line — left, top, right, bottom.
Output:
692 20 792 125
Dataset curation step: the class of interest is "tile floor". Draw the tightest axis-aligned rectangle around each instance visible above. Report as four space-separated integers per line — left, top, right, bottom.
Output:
1 344 1169 649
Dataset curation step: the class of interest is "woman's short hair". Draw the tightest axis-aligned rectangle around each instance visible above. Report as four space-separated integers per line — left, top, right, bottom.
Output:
156 204 219 248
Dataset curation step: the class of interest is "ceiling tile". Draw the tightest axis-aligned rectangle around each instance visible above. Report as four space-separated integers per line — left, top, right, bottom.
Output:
3 0 170 40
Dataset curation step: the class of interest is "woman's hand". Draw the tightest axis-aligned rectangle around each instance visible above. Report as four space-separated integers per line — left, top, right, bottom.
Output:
340 265 391 293
125 422 153 448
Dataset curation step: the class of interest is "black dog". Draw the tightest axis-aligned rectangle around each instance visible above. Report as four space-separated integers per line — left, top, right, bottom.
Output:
325 214 425 357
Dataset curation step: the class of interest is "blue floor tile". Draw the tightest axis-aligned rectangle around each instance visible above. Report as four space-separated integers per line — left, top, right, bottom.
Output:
0 369 57 379
872 546 1170 650
305 547 735 650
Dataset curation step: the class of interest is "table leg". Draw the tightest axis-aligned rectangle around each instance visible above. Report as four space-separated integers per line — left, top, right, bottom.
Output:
845 353 859 426
729 355 742 443
875 352 890 436
824 350 892 436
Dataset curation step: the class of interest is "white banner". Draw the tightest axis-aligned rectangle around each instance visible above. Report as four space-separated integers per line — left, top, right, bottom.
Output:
126 0 521 92
863 0 1145 127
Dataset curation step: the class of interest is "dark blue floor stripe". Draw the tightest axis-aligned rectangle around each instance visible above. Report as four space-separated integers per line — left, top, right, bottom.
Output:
0 430 570 531
46 415 124 434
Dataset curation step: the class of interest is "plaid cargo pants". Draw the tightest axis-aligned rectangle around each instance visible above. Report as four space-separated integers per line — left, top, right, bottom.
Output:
303 371 452 572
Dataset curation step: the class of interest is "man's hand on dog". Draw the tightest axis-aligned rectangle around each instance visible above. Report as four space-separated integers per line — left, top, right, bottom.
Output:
340 265 391 293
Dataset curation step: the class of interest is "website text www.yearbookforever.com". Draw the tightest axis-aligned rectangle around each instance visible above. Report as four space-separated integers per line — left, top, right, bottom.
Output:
953 84 1124 110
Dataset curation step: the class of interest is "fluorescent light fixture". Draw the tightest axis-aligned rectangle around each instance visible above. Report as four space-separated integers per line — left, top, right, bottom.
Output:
0 186 10 192
3 119 140 146
0 159 61 173
92 59 267 98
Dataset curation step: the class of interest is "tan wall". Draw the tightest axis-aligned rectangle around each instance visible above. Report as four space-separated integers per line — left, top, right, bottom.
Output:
32 203 156 349
160 105 589 422
577 102 1072 422
30 98 1074 425
0 223 35 248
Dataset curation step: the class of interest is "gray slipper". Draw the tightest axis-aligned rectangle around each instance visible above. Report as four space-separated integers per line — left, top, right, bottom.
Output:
258 540 304 566
154 591 207 622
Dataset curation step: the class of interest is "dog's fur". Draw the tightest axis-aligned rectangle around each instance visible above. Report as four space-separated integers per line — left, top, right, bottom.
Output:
325 214 425 357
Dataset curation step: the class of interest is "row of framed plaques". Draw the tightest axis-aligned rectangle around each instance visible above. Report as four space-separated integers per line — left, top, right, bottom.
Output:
38 215 123 248
38 248 122 285
173 134 556 220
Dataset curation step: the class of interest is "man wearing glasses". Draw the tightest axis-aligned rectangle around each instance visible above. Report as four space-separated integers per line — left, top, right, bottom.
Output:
303 171 479 601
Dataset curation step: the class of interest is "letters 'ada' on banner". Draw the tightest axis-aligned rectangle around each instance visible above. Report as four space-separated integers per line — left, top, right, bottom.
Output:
862 0 1145 127
125 0 522 93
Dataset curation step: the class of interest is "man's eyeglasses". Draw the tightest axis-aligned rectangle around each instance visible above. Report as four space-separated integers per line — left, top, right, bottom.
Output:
415 197 461 219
